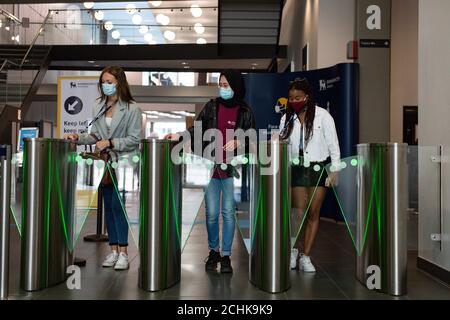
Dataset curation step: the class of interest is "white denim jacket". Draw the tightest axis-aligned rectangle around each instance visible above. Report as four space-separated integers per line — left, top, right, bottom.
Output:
279 106 341 168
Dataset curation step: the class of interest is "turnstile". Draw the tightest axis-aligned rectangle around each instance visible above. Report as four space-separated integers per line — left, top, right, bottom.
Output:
249 140 291 293
356 143 408 296
139 139 182 292
21 138 76 291
0 145 11 299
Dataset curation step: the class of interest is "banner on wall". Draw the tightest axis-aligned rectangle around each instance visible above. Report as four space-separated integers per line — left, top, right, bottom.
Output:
57 76 99 140
243 63 359 221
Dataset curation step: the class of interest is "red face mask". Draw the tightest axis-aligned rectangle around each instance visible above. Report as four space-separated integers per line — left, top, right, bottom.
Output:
288 99 307 113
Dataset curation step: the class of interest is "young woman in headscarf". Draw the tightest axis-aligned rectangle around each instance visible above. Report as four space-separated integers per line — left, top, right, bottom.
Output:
166 70 255 273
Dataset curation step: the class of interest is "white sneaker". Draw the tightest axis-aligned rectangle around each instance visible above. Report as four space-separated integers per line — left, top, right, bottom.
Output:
290 248 299 269
114 252 129 270
299 254 316 273
102 252 119 267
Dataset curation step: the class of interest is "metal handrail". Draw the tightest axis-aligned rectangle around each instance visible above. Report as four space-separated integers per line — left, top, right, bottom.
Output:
0 59 20 74
20 10 53 67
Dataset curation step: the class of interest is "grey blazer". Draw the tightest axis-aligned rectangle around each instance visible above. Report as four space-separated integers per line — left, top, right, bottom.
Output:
77 99 142 160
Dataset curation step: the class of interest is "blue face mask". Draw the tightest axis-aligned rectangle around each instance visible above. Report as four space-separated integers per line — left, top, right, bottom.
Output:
102 83 117 97
219 87 234 100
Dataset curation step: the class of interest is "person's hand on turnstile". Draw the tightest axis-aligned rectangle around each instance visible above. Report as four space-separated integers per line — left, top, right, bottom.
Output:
164 133 181 141
96 140 111 151
223 139 240 152
64 133 79 141
325 172 339 187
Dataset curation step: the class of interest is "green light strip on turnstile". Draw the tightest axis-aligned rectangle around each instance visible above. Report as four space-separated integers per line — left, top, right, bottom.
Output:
250 171 262 246
329 170 358 252
281 149 289 263
163 142 170 284
260 173 266 283
42 141 52 284
9 207 20 237
21 147 28 239
167 142 182 244
361 160 378 256
74 159 102 246
328 157 378 256
292 164 325 248
375 149 386 279
54 156 71 251
109 163 137 246
169 164 181 245
139 145 148 253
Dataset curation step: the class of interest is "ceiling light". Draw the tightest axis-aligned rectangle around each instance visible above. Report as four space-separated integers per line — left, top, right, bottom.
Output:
111 30 120 39
149 1 162 6
88 60 95 64
5 26 10 31
126 3 137 15
190 4 203 18
181 62 188 65
104 21 113 30
132 14 142 25
164 30 176 41
11 36 15 41
144 33 153 42
83 2 94 9
194 23 205 34
94 10 104 21
196 38 207 44
251 63 258 66
119 38 128 45
156 14 170 26
15 35 19 42
173 111 195 117
139 25 149 34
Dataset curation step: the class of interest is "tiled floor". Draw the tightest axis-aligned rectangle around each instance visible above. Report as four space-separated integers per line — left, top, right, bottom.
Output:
5 188 450 300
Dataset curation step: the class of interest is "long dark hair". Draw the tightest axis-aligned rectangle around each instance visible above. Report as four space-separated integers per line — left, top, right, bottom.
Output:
280 78 316 144
98 66 135 104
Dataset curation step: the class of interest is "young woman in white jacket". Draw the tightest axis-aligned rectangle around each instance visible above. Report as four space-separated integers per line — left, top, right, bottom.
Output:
280 78 340 272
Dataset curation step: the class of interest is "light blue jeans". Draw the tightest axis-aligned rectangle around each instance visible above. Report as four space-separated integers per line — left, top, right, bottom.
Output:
204 178 236 257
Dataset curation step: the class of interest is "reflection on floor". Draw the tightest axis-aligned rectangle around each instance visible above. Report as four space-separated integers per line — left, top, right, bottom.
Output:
6 188 450 300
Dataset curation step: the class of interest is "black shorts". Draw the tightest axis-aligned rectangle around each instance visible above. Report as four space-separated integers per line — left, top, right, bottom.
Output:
291 157 331 188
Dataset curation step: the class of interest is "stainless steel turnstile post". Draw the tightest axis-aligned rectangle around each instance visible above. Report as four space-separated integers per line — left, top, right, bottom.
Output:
0 145 11 300
356 143 408 296
250 140 291 293
139 139 182 292
21 138 76 291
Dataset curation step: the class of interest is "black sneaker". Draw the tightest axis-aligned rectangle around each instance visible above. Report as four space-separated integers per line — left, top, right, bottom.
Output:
220 256 233 273
205 250 221 271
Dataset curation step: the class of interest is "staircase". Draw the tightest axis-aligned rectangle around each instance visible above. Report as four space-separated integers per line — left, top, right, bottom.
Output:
0 44 52 144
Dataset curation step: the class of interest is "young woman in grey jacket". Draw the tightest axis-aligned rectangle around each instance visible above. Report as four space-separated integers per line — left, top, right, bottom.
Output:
65 66 142 270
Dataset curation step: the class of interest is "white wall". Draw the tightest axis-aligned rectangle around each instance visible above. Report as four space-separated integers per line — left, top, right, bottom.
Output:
317 0 355 69
278 0 318 71
418 0 450 272
390 0 418 143
278 0 354 72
